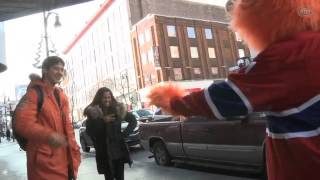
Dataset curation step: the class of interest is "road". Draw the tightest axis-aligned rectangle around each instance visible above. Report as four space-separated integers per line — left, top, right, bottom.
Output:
0 135 260 180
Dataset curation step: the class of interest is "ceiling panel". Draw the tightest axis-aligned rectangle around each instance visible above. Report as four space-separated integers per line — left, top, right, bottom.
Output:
0 0 94 22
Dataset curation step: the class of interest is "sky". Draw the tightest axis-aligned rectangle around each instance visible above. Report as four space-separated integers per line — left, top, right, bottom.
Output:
0 0 228 100
0 0 105 100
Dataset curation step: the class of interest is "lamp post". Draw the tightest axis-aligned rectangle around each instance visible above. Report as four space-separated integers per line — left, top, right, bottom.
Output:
33 10 61 68
43 11 61 57
120 71 130 105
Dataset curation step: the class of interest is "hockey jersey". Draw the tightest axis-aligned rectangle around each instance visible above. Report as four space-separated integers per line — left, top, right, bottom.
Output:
170 31 320 180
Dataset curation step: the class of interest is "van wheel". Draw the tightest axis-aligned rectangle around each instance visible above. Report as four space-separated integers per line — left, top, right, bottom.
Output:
80 138 90 152
153 141 171 166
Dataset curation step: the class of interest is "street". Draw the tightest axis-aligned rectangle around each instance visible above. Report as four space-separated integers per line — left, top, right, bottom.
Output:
0 133 260 180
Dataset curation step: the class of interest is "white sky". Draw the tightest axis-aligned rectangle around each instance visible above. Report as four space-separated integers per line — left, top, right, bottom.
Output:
0 0 105 99
0 0 228 100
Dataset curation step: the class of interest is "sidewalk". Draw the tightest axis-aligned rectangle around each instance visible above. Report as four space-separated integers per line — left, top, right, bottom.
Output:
0 139 104 180
0 139 27 180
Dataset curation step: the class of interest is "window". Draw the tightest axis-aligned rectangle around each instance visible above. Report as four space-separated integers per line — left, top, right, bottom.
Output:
193 68 201 75
187 27 196 38
205 28 213 39
148 49 154 63
106 18 110 32
145 29 151 42
167 25 176 37
238 49 245 58
211 67 218 74
138 33 144 46
170 46 180 58
190 47 199 58
141 53 147 64
173 68 183 80
235 32 242 42
208 48 216 58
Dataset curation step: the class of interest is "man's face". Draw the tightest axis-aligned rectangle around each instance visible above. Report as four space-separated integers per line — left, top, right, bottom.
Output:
101 91 113 108
44 62 65 85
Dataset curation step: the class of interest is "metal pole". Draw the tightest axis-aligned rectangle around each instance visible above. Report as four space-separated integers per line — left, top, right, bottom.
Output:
43 11 49 57
4 97 7 133
126 71 130 101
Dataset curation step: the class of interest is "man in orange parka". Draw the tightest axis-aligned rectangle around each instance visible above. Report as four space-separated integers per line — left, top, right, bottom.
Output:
15 56 81 180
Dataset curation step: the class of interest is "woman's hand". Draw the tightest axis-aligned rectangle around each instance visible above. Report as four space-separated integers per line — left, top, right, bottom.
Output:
102 114 115 123
87 105 103 119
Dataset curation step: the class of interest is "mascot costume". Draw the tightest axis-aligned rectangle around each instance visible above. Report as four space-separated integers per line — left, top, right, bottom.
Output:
148 0 320 180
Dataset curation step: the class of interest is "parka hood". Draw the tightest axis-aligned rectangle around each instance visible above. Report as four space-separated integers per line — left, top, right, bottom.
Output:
26 73 43 89
27 73 59 91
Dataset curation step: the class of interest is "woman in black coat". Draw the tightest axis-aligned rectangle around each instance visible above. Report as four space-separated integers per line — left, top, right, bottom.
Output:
84 87 137 180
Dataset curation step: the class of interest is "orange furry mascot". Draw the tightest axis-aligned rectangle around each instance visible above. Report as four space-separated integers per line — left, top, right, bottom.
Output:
148 0 320 179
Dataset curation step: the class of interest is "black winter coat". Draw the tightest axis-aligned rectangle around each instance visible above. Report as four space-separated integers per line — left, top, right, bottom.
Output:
85 103 137 176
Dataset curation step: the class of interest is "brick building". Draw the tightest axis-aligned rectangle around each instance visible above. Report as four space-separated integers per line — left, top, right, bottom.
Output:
63 0 239 118
131 15 250 93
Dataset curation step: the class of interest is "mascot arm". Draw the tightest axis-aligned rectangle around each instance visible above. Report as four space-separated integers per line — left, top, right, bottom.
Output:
148 83 214 118
170 90 214 117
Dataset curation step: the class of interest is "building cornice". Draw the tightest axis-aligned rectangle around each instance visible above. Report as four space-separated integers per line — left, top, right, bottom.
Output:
63 0 114 54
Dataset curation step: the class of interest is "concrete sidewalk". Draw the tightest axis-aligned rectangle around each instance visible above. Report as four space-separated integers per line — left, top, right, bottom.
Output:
0 139 104 180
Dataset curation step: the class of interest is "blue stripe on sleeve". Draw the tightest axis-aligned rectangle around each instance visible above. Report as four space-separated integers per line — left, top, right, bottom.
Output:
267 101 320 133
207 81 248 118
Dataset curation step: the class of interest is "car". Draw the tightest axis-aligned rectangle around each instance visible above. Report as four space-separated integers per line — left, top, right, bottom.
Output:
153 108 162 115
72 120 83 129
129 109 154 123
79 119 140 152
152 108 175 122
139 112 267 178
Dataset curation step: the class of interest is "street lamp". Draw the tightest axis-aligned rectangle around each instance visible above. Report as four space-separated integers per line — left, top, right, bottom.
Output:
33 10 61 68
43 11 61 57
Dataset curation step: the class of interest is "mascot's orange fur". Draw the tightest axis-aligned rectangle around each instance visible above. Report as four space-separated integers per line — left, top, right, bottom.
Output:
148 83 187 115
148 0 320 180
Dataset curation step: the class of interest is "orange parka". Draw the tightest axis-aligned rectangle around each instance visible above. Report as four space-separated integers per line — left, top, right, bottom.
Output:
15 79 81 180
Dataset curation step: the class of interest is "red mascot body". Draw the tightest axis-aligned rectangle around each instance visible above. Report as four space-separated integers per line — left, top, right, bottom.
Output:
148 0 320 180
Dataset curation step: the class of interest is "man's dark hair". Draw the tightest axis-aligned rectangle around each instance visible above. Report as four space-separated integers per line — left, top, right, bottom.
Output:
42 56 65 70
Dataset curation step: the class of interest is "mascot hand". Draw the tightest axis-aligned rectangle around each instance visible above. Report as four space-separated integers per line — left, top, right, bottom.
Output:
148 83 187 115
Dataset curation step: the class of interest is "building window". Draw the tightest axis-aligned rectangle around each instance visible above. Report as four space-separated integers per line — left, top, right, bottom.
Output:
190 47 199 58
106 18 110 32
235 32 242 42
170 46 180 58
211 67 218 74
148 49 154 63
208 47 216 58
193 68 201 75
145 29 151 42
187 27 196 38
173 68 183 80
205 28 213 39
167 25 176 37
238 49 245 57
138 33 144 46
141 53 147 65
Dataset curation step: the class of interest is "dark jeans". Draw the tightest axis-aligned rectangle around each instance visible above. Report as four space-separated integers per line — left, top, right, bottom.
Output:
104 159 124 180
